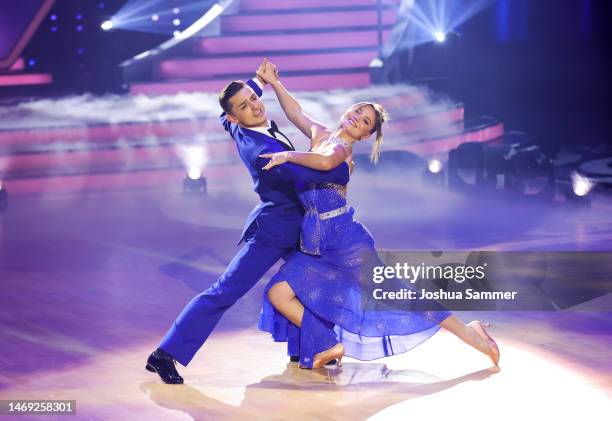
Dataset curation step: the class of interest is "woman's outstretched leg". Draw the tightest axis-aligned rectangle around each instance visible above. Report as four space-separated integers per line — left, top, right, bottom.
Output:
440 315 500 365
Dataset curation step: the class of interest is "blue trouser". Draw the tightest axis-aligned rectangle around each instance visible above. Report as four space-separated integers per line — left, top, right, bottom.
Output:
298 307 338 368
260 272 339 368
159 237 295 366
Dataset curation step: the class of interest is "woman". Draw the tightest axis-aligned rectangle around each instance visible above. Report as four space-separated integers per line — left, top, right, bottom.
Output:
256 63 500 369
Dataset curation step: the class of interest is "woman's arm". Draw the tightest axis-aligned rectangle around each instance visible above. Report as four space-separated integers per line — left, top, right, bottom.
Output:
260 144 350 171
257 62 328 148
269 81 327 143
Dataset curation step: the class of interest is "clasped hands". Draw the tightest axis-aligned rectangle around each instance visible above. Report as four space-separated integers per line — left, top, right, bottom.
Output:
256 58 280 86
257 58 287 170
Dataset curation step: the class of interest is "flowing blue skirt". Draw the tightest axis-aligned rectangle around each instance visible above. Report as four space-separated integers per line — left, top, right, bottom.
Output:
258 214 451 362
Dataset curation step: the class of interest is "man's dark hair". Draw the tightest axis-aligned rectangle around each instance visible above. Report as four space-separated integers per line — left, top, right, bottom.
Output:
219 80 247 114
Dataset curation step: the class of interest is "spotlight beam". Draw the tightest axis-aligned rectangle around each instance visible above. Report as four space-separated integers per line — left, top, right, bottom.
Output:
117 0 165 21
388 0 496 48
121 1 234 67
111 1 216 33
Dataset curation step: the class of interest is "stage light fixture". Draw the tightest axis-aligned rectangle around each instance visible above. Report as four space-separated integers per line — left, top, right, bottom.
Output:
448 143 515 194
173 18 181 26
183 168 207 194
422 159 445 186
188 168 201 180
504 146 555 202
434 31 446 43
571 171 595 197
101 20 113 31
482 145 511 190
448 142 485 192
563 172 594 208
428 159 443 173
151 14 159 22
173 8 180 14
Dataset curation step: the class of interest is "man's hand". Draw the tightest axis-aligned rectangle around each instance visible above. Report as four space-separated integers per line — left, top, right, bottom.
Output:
255 58 269 85
256 58 280 85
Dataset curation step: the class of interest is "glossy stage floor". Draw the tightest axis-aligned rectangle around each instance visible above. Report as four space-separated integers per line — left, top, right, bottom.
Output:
1 169 611 421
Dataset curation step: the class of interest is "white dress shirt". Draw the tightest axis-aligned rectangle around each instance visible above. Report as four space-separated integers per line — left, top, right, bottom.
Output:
248 77 294 150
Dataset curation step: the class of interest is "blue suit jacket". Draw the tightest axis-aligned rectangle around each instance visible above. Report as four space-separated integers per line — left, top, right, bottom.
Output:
220 79 350 248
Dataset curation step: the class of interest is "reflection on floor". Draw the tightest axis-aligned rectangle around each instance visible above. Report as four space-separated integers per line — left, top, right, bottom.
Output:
1 175 611 420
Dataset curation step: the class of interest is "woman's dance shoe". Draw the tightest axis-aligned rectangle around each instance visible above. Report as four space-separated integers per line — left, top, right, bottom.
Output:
311 343 344 369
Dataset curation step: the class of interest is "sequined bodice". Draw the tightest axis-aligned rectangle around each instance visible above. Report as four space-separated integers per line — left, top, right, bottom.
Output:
299 136 353 255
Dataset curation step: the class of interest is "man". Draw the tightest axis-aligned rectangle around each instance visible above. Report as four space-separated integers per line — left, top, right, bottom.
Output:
146 60 350 384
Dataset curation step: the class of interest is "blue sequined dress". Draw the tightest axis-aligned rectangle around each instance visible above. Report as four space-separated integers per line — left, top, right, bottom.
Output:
258 138 451 367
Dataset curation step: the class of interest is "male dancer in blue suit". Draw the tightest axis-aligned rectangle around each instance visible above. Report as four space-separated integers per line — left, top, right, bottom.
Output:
146 60 350 384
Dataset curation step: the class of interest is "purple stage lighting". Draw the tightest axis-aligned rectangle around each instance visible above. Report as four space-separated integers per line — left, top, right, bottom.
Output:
183 169 207 194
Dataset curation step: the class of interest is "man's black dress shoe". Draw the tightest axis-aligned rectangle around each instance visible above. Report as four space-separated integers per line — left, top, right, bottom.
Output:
289 355 337 365
146 348 184 384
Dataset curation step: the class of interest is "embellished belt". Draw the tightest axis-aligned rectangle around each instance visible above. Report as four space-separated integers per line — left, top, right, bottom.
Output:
318 206 348 221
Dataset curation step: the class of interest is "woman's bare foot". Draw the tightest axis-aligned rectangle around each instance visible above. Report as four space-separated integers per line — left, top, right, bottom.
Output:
468 321 500 366
311 343 344 369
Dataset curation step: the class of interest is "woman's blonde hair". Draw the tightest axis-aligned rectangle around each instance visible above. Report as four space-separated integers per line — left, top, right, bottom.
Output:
351 102 389 164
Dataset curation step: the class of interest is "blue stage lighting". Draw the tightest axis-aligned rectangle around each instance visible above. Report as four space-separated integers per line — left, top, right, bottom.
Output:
434 31 446 43
101 20 113 31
